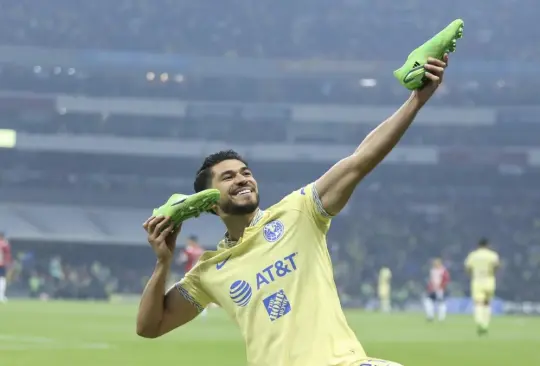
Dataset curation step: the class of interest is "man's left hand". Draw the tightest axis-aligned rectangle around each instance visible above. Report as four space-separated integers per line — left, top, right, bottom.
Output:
413 54 449 107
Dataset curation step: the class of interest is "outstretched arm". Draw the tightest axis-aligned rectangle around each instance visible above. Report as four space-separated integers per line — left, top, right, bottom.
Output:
315 56 448 215
465 254 472 277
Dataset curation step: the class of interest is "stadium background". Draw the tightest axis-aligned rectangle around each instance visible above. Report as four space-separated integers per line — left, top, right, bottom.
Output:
0 0 539 365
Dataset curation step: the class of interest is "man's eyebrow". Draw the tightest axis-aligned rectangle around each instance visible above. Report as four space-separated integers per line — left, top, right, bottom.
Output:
219 166 249 178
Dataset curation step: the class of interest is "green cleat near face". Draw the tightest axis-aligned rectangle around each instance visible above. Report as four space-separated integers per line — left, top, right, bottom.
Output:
394 19 464 90
152 189 221 225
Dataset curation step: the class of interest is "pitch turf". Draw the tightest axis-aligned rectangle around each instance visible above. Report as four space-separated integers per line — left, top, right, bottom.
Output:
1 300 538 366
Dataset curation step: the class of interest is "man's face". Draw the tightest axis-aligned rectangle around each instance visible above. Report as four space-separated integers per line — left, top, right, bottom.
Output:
210 159 259 216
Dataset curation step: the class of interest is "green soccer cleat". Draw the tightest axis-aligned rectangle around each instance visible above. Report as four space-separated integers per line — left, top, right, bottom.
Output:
394 19 464 90
152 189 221 225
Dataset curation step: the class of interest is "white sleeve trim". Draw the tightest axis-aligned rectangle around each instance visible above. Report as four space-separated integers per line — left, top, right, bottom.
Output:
311 184 333 218
175 283 204 312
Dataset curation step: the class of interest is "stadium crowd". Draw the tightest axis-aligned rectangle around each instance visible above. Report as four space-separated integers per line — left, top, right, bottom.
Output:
0 0 538 308
7 251 124 300
335 188 540 303
0 0 535 60
4 182 540 303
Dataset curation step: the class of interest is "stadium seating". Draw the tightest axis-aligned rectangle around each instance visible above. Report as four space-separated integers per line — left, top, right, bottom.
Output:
0 0 539 304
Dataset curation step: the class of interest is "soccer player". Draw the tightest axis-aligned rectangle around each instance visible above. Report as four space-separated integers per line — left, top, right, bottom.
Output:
423 258 450 322
137 26 462 366
378 267 392 313
177 235 204 274
0 232 12 303
465 238 500 336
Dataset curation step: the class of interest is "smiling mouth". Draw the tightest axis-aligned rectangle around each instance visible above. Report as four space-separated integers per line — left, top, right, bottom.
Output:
232 189 252 197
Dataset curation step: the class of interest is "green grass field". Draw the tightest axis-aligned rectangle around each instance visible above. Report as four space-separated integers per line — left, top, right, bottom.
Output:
0 300 537 366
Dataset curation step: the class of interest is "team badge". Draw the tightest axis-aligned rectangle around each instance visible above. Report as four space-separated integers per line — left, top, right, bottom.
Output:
263 220 285 243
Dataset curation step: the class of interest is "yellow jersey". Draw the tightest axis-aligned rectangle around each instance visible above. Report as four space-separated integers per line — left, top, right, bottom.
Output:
464 248 500 288
176 183 366 366
378 267 391 287
378 267 391 296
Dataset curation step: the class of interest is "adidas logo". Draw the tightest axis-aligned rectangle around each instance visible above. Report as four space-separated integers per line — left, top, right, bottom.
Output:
171 198 187 206
402 61 425 83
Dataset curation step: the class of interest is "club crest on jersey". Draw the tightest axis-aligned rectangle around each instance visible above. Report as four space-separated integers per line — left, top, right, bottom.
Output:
263 220 285 243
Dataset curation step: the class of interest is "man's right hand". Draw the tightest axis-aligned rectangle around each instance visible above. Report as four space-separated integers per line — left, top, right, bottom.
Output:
143 216 181 263
137 217 198 339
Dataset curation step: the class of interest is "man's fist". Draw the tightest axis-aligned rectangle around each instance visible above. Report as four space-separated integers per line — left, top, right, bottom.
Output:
142 216 181 263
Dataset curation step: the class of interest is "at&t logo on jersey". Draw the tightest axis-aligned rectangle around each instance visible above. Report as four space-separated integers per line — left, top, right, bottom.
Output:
229 280 253 307
256 253 297 290
263 220 285 243
258 254 296 321
229 253 298 318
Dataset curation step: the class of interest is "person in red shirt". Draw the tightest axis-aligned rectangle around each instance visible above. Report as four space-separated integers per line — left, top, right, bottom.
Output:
424 258 450 322
177 235 204 274
0 232 12 303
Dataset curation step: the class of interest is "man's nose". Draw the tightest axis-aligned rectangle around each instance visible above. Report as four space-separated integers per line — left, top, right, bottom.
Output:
234 174 248 185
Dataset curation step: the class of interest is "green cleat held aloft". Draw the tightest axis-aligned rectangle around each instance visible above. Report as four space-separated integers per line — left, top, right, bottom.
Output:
394 19 464 90
152 189 221 225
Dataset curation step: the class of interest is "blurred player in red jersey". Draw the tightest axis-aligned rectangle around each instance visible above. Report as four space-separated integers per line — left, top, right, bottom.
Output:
176 235 209 316
177 235 204 273
0 232 12 303
424 258 450 322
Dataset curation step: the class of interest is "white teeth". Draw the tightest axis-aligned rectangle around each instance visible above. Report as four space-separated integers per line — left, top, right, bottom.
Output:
236 189 251 196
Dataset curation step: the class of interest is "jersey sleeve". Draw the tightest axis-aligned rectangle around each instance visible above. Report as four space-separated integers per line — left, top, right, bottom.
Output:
442 269 450 287
172 268 212 312
0 242 11 266
493 252 501 267
464 253 472 269
5 243 12 265
290 183 333 233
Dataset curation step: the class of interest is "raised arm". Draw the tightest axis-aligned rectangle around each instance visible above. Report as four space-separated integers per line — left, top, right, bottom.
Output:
136 217 201 338
492 253 500 274
464 254 473 277
315 56 448 215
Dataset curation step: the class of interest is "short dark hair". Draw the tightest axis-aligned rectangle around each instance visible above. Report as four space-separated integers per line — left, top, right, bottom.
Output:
193 150 248 193
188 234 198 242
478 237 489 247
